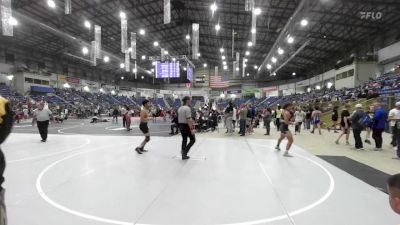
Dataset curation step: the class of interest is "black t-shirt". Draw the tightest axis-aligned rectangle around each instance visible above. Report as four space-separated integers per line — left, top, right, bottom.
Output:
306 111 312 119
331 109 338 120
340 109 350 127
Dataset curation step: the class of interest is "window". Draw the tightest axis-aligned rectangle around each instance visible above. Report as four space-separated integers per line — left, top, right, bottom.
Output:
34 79 42 84
42 80 49 85
25 77 33 83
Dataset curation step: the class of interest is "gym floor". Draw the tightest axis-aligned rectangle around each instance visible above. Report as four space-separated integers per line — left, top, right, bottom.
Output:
4 119 399 225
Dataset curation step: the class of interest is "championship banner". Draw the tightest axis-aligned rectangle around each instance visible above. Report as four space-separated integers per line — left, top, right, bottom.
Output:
164 0 171 24
94 25 101 59
1 0 13 36
91 41 97 66
125 51 130 72
214 66 218 77
262 86 278 92
65 0 71 14
251 9 257 45
192 23 199 60
121 16 128 53
130 32 136 60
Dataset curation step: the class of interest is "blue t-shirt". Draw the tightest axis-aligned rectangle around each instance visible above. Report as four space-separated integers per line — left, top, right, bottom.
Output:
372 108 387 129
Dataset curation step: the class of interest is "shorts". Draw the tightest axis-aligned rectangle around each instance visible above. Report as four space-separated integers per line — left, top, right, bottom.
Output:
139 122 149 136
331 117 338 122
341 126 349 134
279 123 290 134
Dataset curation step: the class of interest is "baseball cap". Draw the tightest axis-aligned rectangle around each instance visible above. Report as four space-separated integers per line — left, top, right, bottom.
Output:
395 102 400 107
355 104 363 108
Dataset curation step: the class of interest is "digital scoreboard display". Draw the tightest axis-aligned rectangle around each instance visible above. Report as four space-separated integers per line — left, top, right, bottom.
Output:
155 61 180 79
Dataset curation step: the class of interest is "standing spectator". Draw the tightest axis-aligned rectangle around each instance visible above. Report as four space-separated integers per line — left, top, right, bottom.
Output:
336 104 351 145
388 102 400 159
349 104 366 150
121 106 127 128
32 102 52 142
263 108 273 135
364 105 374 145
225 102 234 134
372 103 387 151
275 105 283 131
305 108 312 130
178 97 196 160
112 107 119 124
239 104 248 136
328 106 339 133
232 105 237 130
294 107 306 134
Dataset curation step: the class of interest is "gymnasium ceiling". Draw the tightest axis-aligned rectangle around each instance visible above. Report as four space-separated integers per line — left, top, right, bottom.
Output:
2 0 400 82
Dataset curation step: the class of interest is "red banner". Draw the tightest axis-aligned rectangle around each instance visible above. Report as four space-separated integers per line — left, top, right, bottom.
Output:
262 86 278 92
66 76 80 84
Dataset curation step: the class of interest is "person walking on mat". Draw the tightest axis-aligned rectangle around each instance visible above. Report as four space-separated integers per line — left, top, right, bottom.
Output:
178 96 196 160
32 102 52 142
135 100 151 154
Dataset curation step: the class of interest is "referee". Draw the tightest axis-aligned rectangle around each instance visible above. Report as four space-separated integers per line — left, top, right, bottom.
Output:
178 96 196 160
32 102 52 142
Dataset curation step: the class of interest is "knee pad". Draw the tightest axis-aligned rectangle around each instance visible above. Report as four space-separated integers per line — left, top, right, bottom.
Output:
145 136 150 142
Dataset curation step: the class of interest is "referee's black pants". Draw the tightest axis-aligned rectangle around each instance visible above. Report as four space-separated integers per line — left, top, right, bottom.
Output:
179 123 196 157
37 120 49 141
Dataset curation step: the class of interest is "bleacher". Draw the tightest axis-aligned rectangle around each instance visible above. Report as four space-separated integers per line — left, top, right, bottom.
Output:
0 84 12 97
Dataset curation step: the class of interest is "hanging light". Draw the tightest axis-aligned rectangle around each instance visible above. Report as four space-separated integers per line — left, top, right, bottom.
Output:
277 48 284 55
183 67 187 71
103 56 110 62
141 55 146 60
210 3 217 12
222 61 227 65
9 17 18 26
172 58 176 62
220 48 224 53
47 0 56 8
251 28 256 34
153 41 159 47
120 63 125 68
287 36 294 44
203 63 207 68
185 34 190 40
254 8 262 16
121 76 124 80
197 53 201 57
141 76 144 79
215 24 221 31
221 55 226 60
254 65 258 69
266 64 272 69
236 67 239 71
301 19 309 27
248 41 253 47
245 51 250 56
132 68 137 73
139 29 145 35
82 47 89 55
292 72 296 76
164 50 169 55
119 11 126 19
271 57 277 63
84 20 91 29
246 73 250 77
223 65 228 70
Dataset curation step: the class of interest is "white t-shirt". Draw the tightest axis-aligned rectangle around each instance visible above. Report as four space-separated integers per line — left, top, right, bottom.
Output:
232 108 237 121
294 111 306 123
388 108 400 127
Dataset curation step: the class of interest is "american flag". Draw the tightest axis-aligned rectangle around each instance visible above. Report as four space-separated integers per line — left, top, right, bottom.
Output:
210 74 230 88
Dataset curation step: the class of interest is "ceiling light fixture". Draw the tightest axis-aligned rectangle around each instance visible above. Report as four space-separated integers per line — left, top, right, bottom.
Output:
141 55 146 60
119 11 126 19
120 63 125 68
82 47 89 55
103 56 109 62
47 0 56 8
153 41 159 47
203 63 207 68
266 64 272 69
287 36 294 44
211 3 217 12
220 48 224 53
139 29 145 35
292 72 296 76
84 20 91 29
277 48 284 55
245 51 250 56
300 19 309 27
185 34 190 40
215 24 221 31
9 17 18 26
248 41 253 47
254 8 262 16
221 55 226 60
271 57 277 63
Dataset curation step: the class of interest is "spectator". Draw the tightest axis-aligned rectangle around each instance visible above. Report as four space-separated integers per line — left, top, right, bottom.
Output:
388 102 400 159
263 108 272 135
349 104 366 150
371 103 387 151
387 174 400 215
